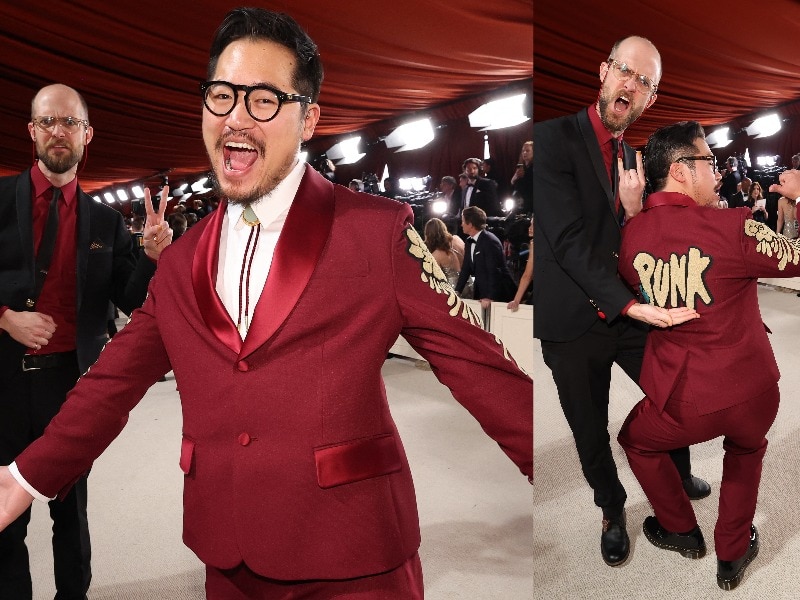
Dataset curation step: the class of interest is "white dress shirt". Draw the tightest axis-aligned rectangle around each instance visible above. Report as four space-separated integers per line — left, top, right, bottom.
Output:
216 159 305 338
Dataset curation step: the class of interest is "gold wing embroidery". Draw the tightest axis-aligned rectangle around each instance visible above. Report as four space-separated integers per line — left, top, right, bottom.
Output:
744 219 800 270
404 226 482 327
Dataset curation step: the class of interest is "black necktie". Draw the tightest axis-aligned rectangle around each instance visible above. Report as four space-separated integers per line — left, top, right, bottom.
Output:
610 138 619 203
32 186 61 304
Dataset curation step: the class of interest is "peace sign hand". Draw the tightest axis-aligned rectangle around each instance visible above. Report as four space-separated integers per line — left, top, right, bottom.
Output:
141 186 173 261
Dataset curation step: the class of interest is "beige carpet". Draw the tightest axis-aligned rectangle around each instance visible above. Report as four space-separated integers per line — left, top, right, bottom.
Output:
534 284 800 598
26 355 532 599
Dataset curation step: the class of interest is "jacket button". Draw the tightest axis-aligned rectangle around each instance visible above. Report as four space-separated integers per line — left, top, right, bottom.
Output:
237 360 249 372
238 432 251 446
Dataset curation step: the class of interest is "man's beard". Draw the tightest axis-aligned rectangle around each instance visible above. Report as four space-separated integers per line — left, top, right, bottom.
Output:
597 87 645 135
208 139 298 206
37 140 82 174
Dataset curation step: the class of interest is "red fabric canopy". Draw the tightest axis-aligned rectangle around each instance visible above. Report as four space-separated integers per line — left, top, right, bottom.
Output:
0 1 533 193
534 0 800 163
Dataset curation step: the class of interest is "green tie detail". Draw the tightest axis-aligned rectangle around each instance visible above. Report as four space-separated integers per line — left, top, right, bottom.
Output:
242 204 260 227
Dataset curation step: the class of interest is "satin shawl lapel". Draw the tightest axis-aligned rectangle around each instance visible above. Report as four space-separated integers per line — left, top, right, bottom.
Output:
240 168 335 358
75 187 91 314
191 199 242 355
15 171 35 282
576 109 615 216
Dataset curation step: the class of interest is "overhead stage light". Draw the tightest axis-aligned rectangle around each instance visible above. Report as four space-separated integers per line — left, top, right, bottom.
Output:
745 113 781 138
191 176 211 193
116 189 129 201
469 94 530 130
131 185 145 199
326 136 365 165
384 118 434 152
103 192 115 204
706 127 731 148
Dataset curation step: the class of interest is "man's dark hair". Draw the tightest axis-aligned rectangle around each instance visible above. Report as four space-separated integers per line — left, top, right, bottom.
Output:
462 157 482 170
208 7 324 103
644 121 706 193
462 206 487 230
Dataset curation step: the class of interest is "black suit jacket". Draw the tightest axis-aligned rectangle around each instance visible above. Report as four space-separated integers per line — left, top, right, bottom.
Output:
0 169 156 374
455 229 516 301
532 108 640 342
464 177 500 216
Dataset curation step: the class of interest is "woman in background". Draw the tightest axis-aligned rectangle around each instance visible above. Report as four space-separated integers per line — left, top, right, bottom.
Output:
423 218 464 287
776 195 798 238
745 181 768 223
508 219 533 311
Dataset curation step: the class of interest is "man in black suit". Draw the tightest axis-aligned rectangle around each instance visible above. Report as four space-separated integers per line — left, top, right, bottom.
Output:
0 83 171 599
533 35 710 567
461 158 500 216
438 175 462 217
455 207 516 308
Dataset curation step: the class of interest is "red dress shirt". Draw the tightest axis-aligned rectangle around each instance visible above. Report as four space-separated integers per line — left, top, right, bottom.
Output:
27 163 79 354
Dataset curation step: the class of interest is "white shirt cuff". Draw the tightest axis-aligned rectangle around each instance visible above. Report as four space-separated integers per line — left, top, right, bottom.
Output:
8 462 54 502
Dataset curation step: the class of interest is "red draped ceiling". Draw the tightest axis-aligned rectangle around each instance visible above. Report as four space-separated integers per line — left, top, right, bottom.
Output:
0 1 533 193
534 0 800 163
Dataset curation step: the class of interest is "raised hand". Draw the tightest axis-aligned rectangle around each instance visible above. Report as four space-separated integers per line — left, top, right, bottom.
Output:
769 169 800 200
618 150 646 220
141 186 174 261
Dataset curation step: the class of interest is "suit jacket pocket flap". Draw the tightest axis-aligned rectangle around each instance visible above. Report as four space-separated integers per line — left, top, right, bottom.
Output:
314 433 402 489
179 437 195 475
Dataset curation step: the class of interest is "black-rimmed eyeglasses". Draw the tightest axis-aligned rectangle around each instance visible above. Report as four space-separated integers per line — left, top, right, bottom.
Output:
606 58 658 95
676 155 717 171
32 116 90 134
200 81 311 123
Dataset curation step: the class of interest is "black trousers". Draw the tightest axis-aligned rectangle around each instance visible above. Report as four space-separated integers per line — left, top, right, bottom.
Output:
0 353 91 600
541 319 691 518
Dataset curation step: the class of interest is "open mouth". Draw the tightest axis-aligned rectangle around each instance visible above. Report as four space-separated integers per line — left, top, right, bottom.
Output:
614 93 630 113
223 141 259 172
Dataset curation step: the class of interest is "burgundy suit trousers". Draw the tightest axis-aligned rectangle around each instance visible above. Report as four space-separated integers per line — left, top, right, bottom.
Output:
618 381 779 560
204 552 423 599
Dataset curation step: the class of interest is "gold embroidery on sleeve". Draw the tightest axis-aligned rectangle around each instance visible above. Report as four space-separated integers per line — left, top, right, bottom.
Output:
744 219 800 270
404 226 482 327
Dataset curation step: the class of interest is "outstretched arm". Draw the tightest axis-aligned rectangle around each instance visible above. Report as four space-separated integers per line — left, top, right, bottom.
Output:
0 467 33 532
770 170 800 200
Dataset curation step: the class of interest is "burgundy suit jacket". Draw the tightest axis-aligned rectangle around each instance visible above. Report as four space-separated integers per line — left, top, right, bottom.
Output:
619 191 800 414
15 167 532 580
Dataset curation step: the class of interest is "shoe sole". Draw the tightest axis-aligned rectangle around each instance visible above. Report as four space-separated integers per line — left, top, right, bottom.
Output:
717 545 759 591
643 525 706 559
601 552 629 568
686 489 711 501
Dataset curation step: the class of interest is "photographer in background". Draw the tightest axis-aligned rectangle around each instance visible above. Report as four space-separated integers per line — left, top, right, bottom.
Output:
129 216 145 256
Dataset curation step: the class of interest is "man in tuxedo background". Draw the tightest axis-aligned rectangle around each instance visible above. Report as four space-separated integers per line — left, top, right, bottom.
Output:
461 157 500 216
0 84 170 599
455 206 516 308
0 8 532 599
533 35 710 567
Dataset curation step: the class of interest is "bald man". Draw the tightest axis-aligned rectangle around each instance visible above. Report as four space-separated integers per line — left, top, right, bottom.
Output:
0 84 170 599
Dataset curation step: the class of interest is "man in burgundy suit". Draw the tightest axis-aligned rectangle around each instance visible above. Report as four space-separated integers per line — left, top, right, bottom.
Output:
618 120 800 591
0 8 532 599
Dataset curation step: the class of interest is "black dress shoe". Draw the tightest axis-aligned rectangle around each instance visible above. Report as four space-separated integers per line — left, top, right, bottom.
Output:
682 475 711 500
642 516 706 559
717 525 759 591
601 511 629 566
